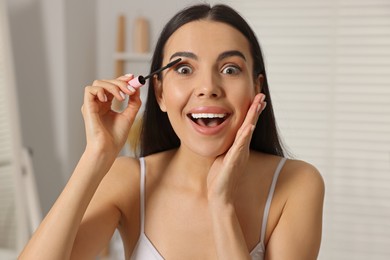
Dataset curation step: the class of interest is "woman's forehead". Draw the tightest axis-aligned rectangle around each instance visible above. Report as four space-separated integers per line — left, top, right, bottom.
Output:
164 20 251 60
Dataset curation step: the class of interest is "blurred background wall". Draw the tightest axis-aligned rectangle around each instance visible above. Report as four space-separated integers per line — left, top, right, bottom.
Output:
6 0 96 215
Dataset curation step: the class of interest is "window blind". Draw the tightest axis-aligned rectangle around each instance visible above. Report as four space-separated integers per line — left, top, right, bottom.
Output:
218 0 390 259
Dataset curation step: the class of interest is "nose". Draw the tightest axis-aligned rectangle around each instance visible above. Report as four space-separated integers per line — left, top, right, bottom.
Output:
194 73 223 98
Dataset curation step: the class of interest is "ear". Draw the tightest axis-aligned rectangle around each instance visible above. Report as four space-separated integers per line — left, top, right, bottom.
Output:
254 74 264 93
153 75 167 112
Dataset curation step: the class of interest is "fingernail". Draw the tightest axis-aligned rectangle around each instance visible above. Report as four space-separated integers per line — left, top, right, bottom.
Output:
120 91 126 99
104 94 108 102
125 73 133 77
262 102 267 111
260 95 266 102
127 85 136 93
257 104 261 113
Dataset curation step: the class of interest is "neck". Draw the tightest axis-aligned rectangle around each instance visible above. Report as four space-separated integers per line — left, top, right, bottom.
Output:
167 146 219 194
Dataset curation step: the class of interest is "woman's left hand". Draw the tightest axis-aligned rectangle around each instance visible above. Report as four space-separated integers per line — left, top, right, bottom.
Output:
207 93 267 205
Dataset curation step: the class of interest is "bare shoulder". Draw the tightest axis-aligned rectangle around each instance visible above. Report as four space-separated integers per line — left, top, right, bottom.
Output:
248 153 324 203
102 156 141 208
280 159 325 199
87 156 141 223
111 155 140 169
248 152 324 192
109 156 141 179
100 156 140 189
264 158 325 259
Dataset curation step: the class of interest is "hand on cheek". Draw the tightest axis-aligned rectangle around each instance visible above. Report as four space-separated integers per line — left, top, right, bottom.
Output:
207 93 267 205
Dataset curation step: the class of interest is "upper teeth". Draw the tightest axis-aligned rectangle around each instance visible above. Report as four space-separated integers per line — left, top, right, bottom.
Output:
191 113 226 119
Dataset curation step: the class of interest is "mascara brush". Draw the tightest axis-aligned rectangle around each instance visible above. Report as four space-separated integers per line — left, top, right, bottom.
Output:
128 58 182 89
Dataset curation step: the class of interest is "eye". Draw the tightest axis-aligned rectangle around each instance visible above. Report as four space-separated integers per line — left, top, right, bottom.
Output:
175 64 193 75
221 65 241 75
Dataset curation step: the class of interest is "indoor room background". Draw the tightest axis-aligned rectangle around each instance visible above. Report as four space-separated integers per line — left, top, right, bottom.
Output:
1 0 389 259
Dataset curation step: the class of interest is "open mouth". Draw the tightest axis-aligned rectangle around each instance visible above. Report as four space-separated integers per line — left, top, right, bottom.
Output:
188 113 229 127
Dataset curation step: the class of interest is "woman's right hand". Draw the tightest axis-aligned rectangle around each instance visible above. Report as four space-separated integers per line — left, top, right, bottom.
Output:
81 74 142 156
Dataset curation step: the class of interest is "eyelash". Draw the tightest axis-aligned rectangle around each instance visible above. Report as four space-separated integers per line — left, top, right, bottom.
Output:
221 65 242 75
173 63 242 76
175 64 193 75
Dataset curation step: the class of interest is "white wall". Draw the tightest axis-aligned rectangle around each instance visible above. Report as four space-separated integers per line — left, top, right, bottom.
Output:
7 0 66 214
64 0 96 177
6 0 96 214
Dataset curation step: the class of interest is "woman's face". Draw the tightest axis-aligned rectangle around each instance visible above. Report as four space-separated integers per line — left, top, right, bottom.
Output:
155 20 261 157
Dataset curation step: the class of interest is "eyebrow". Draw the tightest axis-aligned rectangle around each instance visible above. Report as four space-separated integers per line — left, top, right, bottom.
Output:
217 50 246 62
169 50 246 62
170 52 198 61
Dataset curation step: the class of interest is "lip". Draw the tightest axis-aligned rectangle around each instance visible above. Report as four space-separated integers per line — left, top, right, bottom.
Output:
186 106 231 136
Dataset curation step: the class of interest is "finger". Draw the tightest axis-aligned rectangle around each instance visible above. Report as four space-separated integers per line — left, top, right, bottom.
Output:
91 79 128 101
97 89 108 103
246 93 265 125
121 88 142 122
236 93 265 138
225 123 255 163
234 123 255 152
227 94 265 158
109 79 137 96
117 73 133 81
84 85 108 104
111 75 140 97
82 86 111 119
116 74 138 95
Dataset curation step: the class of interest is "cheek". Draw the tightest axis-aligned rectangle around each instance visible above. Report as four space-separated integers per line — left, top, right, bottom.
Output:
161 83 188 114
227 81 256 109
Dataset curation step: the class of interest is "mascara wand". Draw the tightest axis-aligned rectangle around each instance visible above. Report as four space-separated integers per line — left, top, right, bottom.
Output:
128 58 182 89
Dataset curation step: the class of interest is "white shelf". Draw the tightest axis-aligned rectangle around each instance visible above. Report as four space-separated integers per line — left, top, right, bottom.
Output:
113 52 152 62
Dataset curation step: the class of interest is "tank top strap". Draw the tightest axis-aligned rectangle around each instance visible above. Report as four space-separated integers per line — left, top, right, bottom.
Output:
260 157 287 244
139 157 146 233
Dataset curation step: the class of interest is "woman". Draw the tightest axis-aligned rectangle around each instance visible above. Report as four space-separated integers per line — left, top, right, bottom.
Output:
20 4 324 260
